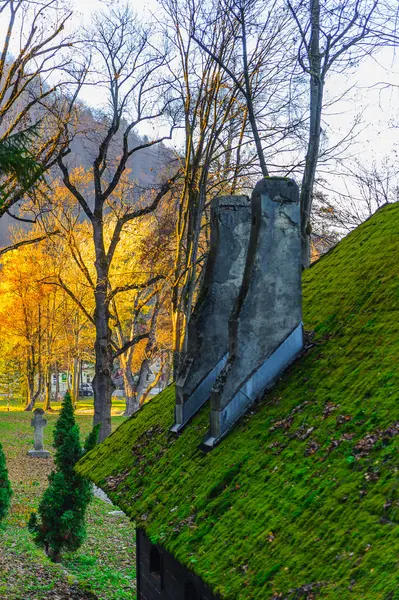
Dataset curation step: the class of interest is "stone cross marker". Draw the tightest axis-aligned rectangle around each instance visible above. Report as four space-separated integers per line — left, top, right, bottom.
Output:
27 408 51 458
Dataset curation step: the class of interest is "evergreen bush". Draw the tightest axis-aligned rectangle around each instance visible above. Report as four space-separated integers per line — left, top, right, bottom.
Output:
0 126 44 204
29 392 99 561
0 441 12 522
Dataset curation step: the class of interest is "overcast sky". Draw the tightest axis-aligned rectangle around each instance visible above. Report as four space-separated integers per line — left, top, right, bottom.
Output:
2 0 399 197
69 0 399 169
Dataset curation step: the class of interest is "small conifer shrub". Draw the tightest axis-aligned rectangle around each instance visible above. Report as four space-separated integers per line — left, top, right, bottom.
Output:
0 441 12 522
29 392 99 561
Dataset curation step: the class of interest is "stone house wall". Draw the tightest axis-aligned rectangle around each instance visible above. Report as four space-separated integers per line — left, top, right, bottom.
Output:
137 528 219 600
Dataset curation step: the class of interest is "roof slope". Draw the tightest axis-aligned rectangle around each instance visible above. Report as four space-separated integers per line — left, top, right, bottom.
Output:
77 203 399 600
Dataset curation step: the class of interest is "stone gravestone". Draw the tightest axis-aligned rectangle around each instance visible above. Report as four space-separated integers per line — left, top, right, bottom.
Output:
203 177 303 448
27 408 51 458
171 195 252 433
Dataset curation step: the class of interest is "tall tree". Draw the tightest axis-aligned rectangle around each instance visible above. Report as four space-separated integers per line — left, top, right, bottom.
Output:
165 0 305 375
162 0 274 375
287 0 380 266
57 6 179 440
10 169 173 418
0 248 48 410
0 231 93 410
190 0 303 182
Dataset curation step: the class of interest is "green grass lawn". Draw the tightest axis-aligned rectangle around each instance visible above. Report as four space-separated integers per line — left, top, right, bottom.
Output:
0 396 136 600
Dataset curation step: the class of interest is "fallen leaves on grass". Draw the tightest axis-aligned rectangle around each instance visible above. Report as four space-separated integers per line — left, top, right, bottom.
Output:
0 549 97 600
0 409 135 600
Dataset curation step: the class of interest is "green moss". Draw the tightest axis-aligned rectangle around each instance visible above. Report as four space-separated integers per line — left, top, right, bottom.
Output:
77 203 399 600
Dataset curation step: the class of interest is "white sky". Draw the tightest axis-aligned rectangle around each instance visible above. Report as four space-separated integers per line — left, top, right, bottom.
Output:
3 0 399 196
69 1 399 170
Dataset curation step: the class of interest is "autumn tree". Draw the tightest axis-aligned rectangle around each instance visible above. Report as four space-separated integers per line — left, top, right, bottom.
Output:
35 165 172 418
131 292 171 408
111 204 174 415
0 164 173 418
42 218 95 407
0 228 94 410
162 0 251 374
162 0 237 375
0 247 48 410
54 5 180 440
162 0 304 374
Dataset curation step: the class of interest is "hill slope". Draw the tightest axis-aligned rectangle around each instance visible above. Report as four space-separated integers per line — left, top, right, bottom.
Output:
77 203 399 600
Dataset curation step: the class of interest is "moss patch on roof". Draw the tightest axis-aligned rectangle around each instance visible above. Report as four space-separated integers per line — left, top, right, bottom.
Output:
77 203 399 600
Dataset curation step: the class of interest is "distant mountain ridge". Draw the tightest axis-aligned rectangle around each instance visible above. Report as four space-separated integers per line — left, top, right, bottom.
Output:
0 100 174 244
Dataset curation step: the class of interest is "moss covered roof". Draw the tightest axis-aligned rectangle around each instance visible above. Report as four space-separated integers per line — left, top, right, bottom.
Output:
77 203 399 600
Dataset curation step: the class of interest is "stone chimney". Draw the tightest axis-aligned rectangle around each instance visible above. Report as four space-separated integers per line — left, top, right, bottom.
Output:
203 177 303 448
171 195 251 433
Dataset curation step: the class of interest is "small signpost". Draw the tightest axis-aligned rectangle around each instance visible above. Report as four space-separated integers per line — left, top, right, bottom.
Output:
27 408 51 458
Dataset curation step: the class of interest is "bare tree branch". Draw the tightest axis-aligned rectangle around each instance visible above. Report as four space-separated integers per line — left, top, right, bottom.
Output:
113 332 150 359
0 230 59 257
108 274 164 302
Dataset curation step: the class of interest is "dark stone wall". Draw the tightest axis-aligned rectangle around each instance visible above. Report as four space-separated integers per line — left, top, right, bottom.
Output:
137 528 219 600
173 194 252 433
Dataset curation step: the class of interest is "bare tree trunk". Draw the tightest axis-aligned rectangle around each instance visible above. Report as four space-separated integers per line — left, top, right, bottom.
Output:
92 306 114 441
24 359 35 411
136 300 161 406
92 222 114 442
113 296 140 417
43 365 52 411
120 355 138 417
24 340 43 411
231 108 248 194
32 373 43 408
71 357 80 407
139 358 166 405
54 361 60 401
171 180 190 379
123 378 139 416
25 378 42 411
172 185 204 378
160 353 171 391
171 297 183 378
136 360 151 406
300 0 322 268
288 0 378 267
239 4 268 178
76 360 81 399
